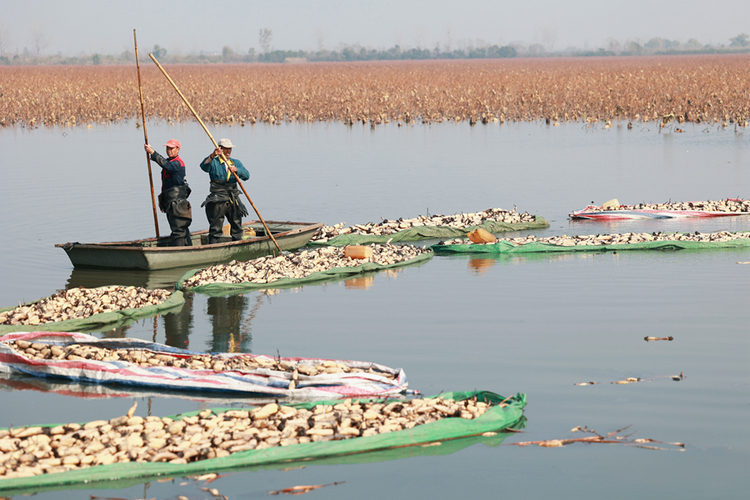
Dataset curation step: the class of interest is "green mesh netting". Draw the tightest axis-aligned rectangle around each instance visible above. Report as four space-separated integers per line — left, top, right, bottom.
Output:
431 236 750 255
176 252 433 296
0 391 525 494
0 289 185 335
307 218 550 247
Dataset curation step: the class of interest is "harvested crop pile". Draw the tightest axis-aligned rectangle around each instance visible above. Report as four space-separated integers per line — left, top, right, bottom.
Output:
3 339 397 380
181 244 431 287
0 287 172 326
442 230 750 247
311 207 536 242
606 199 750 212
0 396 497 479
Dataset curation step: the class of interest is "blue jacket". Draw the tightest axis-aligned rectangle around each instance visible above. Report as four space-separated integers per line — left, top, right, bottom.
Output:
200 155 249 183
151 152 187 191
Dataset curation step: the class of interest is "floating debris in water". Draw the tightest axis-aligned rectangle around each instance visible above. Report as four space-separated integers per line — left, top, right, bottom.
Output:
270 481 345 495
574 373 684 386
507 425 685 451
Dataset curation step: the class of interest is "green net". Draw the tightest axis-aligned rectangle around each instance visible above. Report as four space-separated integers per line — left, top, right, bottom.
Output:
431 237 750 255
0 421 527 496
308 218 550 247
176 251 433 295
0 290 185 335
0 391 525 494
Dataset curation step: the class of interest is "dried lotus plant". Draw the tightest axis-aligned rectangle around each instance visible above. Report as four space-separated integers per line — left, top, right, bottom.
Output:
2 55 750 129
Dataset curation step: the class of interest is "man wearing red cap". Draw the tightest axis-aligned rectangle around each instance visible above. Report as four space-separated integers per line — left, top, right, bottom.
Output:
145 139 193 246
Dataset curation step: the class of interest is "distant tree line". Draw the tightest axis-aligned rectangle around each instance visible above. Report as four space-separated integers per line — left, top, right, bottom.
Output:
1 30 749 66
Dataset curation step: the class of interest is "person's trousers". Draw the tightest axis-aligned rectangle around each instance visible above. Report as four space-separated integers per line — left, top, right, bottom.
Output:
205 201 243 244
166 210 192 246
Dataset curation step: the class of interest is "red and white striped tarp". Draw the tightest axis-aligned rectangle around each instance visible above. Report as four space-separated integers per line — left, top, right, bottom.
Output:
569 199 750 220
0 332 409 400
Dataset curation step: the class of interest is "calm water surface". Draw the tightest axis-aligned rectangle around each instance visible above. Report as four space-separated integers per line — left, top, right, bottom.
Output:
0 121 748 499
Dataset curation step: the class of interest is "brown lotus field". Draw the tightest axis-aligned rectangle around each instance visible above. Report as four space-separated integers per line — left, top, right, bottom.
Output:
1 55 749 129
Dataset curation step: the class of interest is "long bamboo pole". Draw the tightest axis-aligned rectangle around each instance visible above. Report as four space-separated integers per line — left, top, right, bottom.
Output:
133 30 160 238
148 53 282 254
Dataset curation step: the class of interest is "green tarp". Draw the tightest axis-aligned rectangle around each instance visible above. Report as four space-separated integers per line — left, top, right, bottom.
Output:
431 236 750 255
307 218 550 247
176 251 434 296
0 391 526 495
0 422 527 496
0 290 185 335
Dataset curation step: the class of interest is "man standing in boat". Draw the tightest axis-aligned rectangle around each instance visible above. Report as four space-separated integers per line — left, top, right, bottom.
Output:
199 138 250 244
145 139 193 246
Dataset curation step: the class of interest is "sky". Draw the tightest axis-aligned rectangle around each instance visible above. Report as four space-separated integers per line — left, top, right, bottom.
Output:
0 0 748 56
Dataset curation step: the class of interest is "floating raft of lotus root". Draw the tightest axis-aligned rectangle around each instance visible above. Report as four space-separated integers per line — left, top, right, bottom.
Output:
431 230 750 255
308 207 549 246
176 244 433 295
0 332 408 399
569 198 750 220
0 287 184 335
0 390 525 493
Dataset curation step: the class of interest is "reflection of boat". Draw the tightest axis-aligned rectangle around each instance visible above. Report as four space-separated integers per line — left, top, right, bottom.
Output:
67 266 197 290
55 220 324 271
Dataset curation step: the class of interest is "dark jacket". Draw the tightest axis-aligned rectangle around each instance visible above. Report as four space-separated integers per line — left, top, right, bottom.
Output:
151 152 187 191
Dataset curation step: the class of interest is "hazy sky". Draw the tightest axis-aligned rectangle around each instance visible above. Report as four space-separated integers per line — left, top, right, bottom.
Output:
1 0 748 56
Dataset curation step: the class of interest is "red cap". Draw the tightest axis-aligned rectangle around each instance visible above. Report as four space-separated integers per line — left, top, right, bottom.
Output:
164 139 181 148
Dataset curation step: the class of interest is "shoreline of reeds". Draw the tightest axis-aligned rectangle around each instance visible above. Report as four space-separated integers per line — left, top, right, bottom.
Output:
2 55 749 130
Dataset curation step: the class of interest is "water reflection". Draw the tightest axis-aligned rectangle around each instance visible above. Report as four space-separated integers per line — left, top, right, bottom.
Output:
164 293 193 348
344 276 374 289
66 266 192 290
446 252 601 269
467 258 496 275
101 314 170 341
205 294 258 353
0 371 279 407
97 295 193 345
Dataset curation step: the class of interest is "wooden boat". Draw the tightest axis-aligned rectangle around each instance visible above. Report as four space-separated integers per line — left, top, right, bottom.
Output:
56 220 324 271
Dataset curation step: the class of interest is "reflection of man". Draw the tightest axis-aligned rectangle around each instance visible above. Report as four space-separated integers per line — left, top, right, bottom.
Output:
206 295 252 353
164 293 193 349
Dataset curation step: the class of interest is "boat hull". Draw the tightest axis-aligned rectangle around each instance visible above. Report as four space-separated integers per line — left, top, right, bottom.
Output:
56 221 323 270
